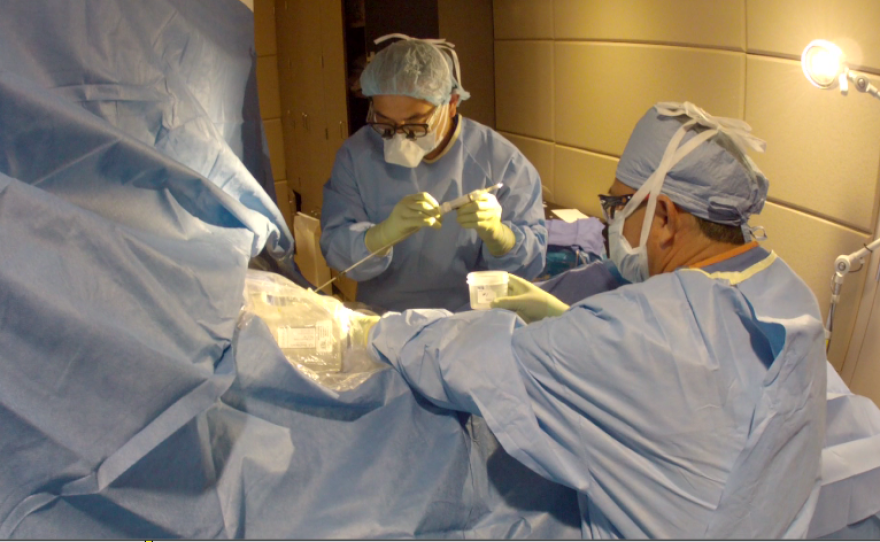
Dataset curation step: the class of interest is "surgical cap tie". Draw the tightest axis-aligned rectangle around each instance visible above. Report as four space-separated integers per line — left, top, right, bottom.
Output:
654 102 767 155
626 101 769 243
622 118 717 249
742 224 767 242
374 33 466 102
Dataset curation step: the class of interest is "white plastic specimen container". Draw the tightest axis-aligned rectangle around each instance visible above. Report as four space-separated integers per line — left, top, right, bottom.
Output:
467 271 509 310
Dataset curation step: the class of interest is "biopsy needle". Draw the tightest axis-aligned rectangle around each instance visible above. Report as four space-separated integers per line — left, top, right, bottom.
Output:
312 183 504 294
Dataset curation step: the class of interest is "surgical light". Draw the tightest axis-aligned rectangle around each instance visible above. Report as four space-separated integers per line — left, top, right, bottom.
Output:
801 39 880 100
802 40 846 90
802 39 880 351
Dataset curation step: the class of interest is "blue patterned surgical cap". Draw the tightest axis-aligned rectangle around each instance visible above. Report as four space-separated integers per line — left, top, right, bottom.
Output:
616 102 769 226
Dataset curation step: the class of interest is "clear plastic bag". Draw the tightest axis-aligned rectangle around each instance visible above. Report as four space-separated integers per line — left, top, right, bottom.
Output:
240 270 385 392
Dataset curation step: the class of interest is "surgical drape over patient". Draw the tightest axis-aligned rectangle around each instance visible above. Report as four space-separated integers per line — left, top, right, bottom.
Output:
0 1 580 537
616 102 769 226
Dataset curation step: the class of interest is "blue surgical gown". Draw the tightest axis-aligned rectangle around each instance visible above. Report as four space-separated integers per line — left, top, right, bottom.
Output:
320 117 547 312
369 244 827 538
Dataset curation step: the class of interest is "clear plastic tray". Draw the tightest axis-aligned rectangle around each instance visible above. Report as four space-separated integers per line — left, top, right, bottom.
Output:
239 270 385 392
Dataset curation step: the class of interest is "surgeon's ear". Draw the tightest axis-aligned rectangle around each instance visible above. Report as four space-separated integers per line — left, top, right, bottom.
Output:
653 195 680 249
448 94 460 117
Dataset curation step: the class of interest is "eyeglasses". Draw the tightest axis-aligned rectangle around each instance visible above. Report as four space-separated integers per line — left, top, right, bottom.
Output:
366 103 437 140
368 121 431 140
598 193 644 222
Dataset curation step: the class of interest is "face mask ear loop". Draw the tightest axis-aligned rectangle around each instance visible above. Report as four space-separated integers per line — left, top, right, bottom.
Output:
437 44 463 96
429 103 446 129
425 103 450 152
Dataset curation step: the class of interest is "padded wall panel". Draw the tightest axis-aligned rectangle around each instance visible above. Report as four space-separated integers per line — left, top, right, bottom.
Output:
494 0 554 40
555 43 745 155
746 56 880 233
553 144 618 219
555 0 744 50
495 40 554 140
748 0 880 71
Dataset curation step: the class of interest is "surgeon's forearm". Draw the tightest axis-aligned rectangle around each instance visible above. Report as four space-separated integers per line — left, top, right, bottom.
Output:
370 309 520 415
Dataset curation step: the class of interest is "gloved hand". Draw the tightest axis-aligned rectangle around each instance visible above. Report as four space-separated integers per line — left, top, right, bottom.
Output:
347 312 381 348
491 274 569 323
365 192 442 254
456 193 515 256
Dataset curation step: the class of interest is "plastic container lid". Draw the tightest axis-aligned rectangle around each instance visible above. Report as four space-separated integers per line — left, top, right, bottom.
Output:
467 271 509 286
466 270 509 286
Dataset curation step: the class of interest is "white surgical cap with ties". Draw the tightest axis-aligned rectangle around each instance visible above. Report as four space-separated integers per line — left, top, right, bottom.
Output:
360 33 471 106
615 102 770 246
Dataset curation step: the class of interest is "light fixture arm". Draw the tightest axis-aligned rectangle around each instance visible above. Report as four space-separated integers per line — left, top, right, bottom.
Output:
826 235 880 351
834 236 880 275
844 69 880 101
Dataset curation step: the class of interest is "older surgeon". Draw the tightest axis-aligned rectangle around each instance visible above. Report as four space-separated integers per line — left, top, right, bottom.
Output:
320 34 547 312
362 102 827 538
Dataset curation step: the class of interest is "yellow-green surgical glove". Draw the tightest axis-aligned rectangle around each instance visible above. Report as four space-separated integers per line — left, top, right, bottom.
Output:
365 192 442 254
491 274 570 323
456 192 515 256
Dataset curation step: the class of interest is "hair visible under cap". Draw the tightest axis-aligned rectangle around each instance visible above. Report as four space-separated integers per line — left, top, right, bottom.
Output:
695 216 746 245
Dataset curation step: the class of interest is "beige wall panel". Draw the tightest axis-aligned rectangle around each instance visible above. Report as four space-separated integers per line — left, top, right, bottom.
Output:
554 0 744 50
500 132 556 202
263 118 286 181
254 0 277 57
439 0 496 128
745 56 880 233
755 202 869 370
256 55 281 119
554 144 618 218
494 0 554 40
747 0 880 71
495 41 554 140
555 43 744 155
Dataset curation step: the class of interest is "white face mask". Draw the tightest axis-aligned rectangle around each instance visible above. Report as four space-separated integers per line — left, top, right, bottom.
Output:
382 104 449 168
608 212 650 284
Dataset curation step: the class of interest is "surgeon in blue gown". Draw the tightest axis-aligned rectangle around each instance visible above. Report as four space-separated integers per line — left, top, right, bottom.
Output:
320 34 547 312
363 102 828 538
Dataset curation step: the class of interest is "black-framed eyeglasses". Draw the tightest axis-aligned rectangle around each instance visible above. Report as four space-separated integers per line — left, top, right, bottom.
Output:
366 103 436 140
367 121 431 140
598 193 638 222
